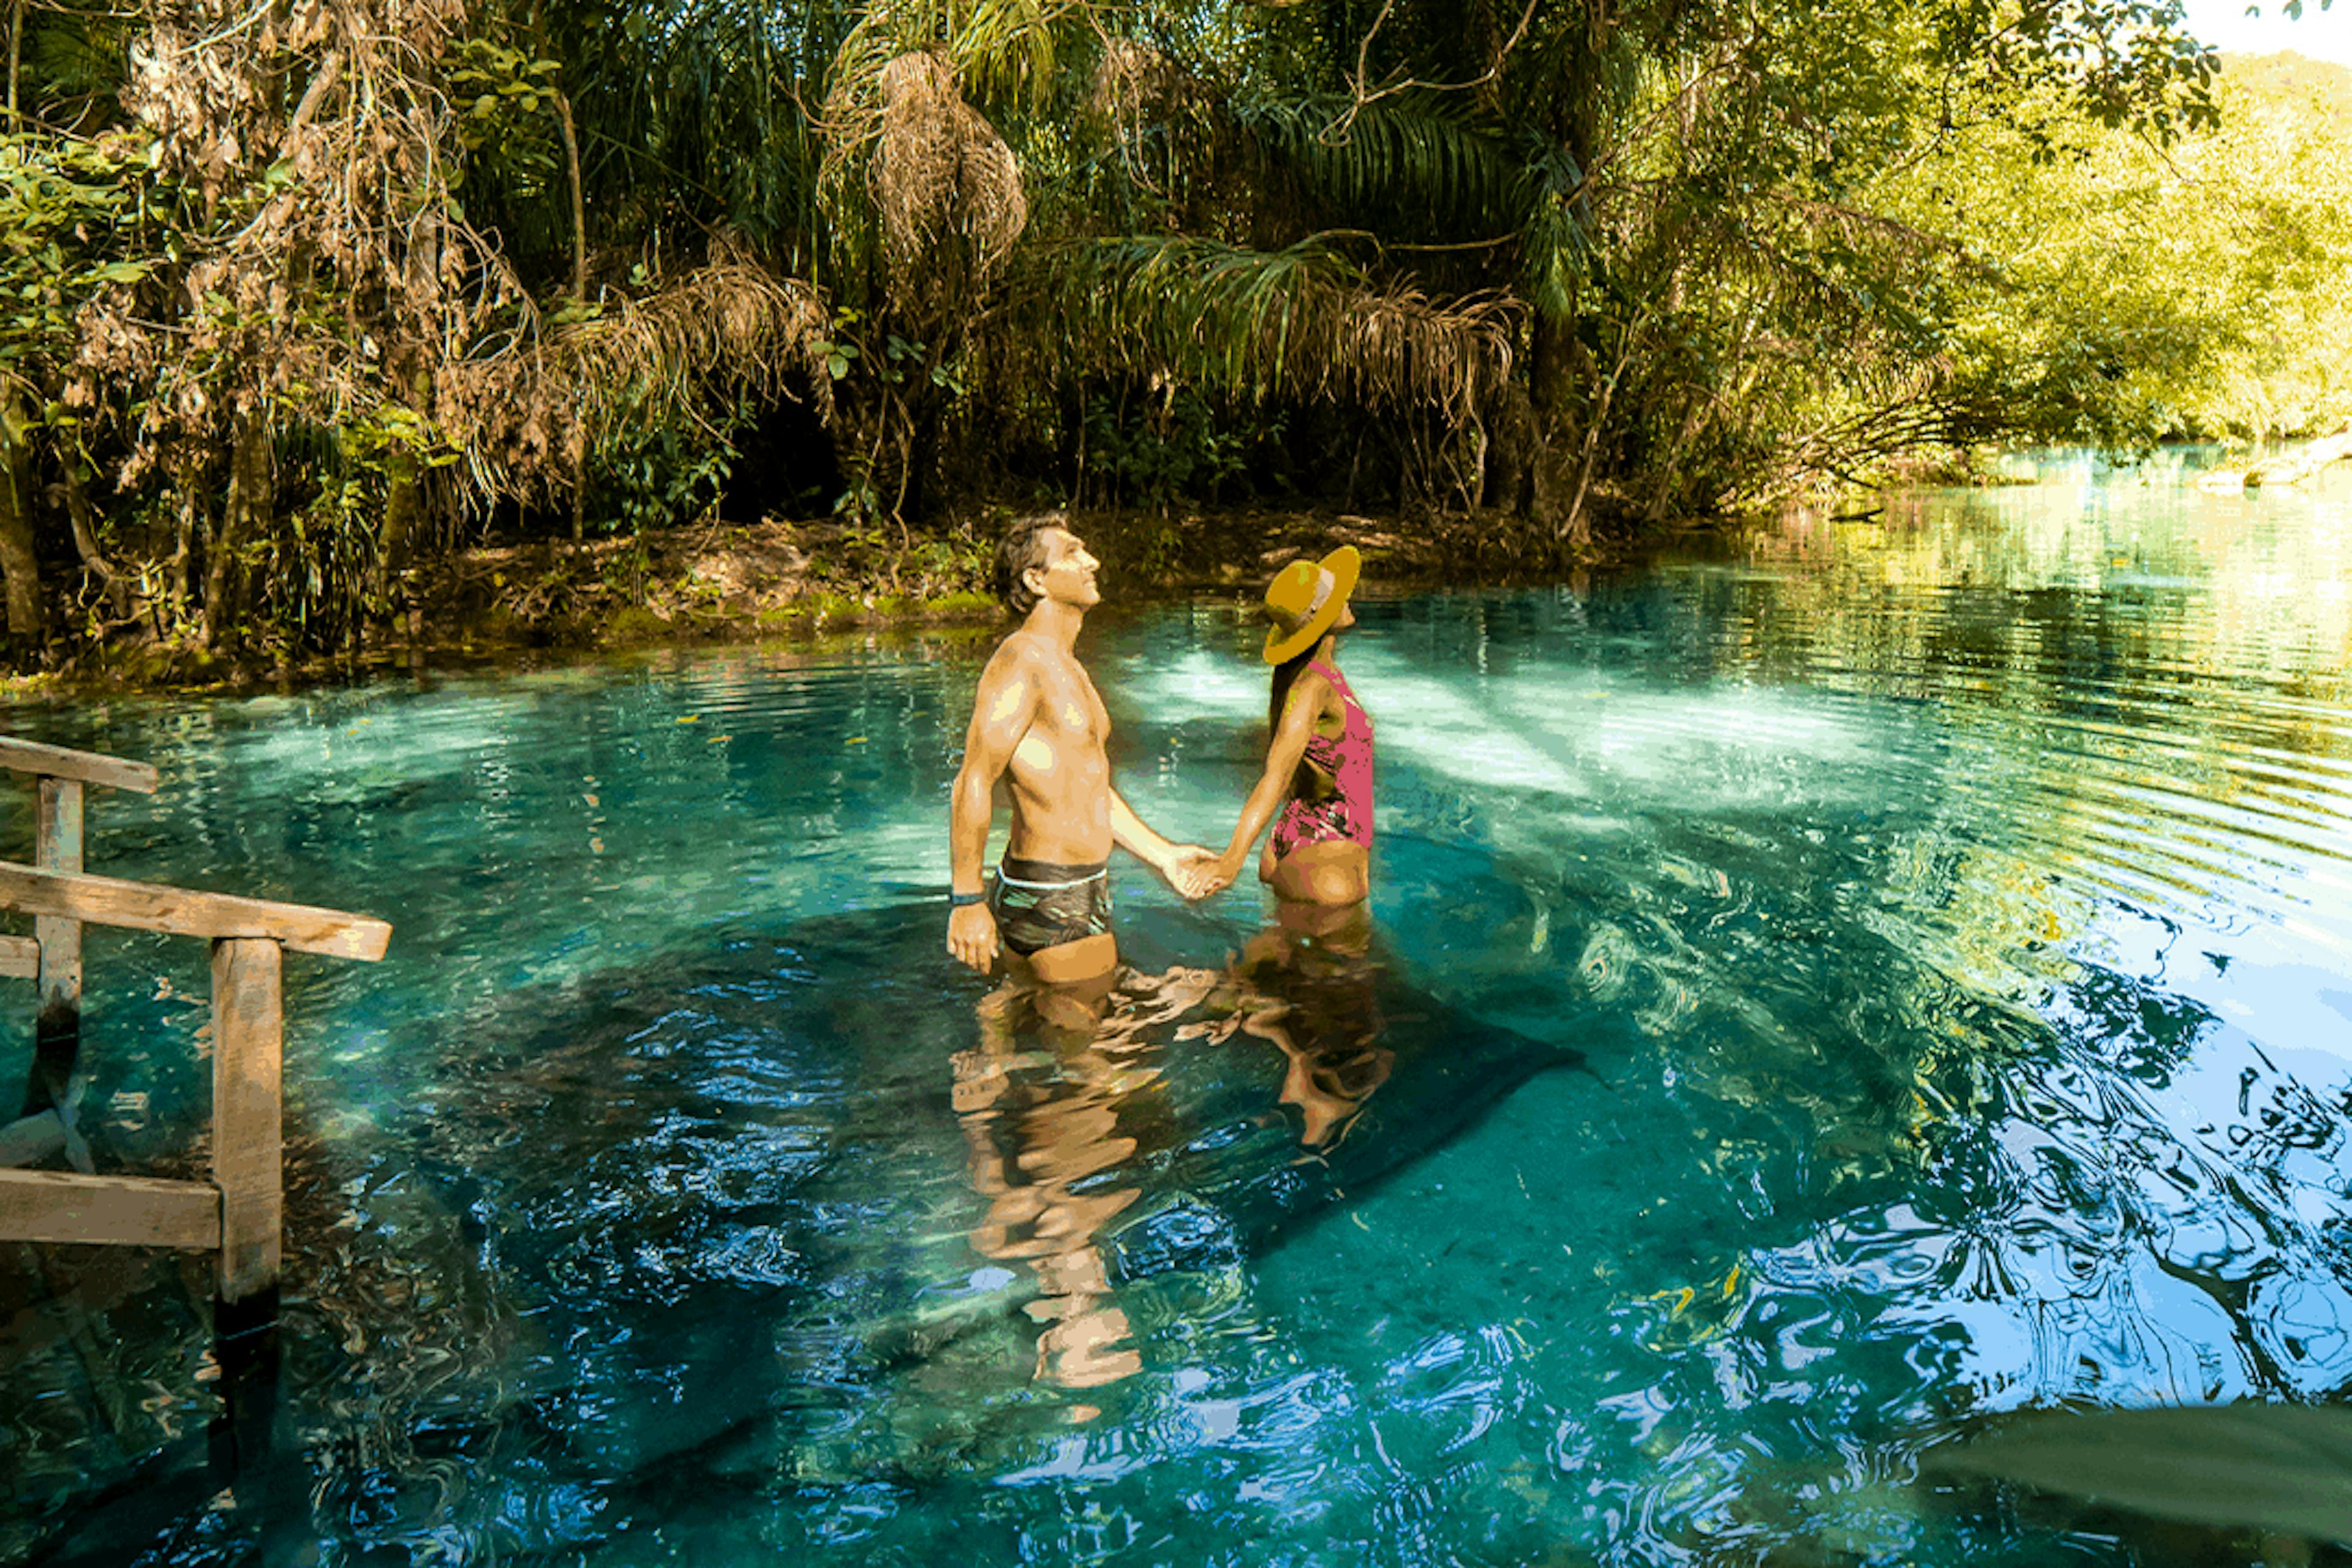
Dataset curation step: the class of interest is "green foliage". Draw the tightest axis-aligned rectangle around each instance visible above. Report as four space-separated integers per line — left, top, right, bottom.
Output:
0 0 2329 669
1888 69 2352 447
587 391 754 537
1081 387 1259 510
1229 91 1532 241
0 133 154 382
448 40 568 200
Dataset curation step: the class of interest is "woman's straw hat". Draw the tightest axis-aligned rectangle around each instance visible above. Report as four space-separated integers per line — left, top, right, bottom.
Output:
1261 546 1361 664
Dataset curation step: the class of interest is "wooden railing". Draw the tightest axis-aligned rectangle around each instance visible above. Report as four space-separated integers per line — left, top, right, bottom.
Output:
0 737 390 1318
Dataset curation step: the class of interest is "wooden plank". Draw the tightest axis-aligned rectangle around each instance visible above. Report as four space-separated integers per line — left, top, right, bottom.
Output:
0 736 158 794
0 933 34 978
0 863 390 962
212 938 282 1305
0 1110 64 1167
28 778 91 1172
0 1169 221 1249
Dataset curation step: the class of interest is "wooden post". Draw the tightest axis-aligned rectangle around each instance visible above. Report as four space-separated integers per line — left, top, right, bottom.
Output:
26 776 91 1173
210 937 282 1313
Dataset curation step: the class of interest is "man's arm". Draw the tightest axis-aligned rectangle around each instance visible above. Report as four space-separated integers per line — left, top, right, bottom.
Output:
947 650 1033 972
1109 785 1213 891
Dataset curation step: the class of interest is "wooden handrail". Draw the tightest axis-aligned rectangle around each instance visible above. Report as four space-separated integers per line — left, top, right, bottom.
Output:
0 1169 222 1250
0 743 393 1376
0 864 390 962
0 737 160 794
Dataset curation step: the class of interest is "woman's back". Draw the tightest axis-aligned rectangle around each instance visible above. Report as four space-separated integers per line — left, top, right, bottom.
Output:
1284 660 1374 849
1267 660 1373 904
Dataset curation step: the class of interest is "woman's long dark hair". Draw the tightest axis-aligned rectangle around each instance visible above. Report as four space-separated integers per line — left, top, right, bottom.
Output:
1268 643 1325 801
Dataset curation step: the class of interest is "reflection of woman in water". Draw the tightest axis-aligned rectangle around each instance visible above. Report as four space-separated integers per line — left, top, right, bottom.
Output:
1197 546 1375 907
1185 899 1393 1150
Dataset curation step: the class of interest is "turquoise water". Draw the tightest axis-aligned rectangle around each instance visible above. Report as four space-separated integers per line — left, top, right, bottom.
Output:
6 454 2352 1564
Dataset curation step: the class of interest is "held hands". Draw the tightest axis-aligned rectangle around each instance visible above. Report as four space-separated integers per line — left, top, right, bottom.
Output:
1166 845 1238 902
947 900 1000 973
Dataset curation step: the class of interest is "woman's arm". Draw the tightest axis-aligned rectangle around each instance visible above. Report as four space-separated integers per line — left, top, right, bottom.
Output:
1109 785 1213 883
1212 674 1328 884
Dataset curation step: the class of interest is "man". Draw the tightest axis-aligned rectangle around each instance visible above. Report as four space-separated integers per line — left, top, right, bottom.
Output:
947 514 1213 984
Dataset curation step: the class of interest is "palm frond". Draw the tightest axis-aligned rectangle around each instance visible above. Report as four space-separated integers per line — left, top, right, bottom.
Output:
873 51 1028 291
1232 92 1532 239
447 246 831 499
1029 236 1514 421
950 0 1069 112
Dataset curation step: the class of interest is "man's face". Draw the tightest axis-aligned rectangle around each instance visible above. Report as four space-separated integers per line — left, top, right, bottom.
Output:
1028 528 1101 610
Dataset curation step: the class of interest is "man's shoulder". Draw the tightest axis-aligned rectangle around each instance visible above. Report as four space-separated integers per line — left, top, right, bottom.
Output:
989 628 1084 680
976 631 1072 707
981 631 1042 679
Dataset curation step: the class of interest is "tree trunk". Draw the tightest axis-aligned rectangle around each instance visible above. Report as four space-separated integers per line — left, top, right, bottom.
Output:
551 95 588 544
379 366 432 586
1529 309 1578 421
1502 21 1615 543
170 458 202 621
554 88 586 304
60 456 134 622
1512 312 1586 541
7 0 23 127
0 383 45 644
205 409 273 648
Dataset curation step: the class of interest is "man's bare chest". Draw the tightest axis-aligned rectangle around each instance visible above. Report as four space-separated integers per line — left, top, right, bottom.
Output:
1013 666 1109 774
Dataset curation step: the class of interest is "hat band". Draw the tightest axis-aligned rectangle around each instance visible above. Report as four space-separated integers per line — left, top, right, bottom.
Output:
1278 567 1335 632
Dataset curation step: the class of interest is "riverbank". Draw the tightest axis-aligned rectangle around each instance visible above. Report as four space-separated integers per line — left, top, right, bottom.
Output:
31 505 1591 693
399 503 1569 648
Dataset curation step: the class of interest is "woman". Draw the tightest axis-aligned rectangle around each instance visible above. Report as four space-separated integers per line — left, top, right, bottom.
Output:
1196 545 1374 906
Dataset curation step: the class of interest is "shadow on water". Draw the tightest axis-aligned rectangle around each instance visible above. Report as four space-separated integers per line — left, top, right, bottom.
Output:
9 891 1608 1562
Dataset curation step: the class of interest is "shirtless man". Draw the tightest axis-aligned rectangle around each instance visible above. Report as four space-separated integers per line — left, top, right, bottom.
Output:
947 514 1214 984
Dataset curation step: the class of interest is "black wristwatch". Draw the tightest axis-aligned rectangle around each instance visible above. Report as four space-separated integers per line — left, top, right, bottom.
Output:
949 888 986 908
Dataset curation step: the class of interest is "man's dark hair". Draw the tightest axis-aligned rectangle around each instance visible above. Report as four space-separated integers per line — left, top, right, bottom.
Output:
994 512 1067 615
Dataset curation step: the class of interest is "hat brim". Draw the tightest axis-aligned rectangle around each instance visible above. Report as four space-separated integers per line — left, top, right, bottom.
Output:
1262 545 1362 664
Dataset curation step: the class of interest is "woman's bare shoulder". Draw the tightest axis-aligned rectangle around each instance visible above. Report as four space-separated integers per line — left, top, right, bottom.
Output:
1280 666 1334 715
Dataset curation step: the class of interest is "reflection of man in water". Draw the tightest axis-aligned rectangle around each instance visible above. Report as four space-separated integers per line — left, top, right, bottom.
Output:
952 966 1216 1392
951 900 1395 1392
946 513 1215 985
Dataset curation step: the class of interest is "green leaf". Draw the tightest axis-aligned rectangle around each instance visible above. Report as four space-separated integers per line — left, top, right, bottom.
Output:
1930 1404 2352 1544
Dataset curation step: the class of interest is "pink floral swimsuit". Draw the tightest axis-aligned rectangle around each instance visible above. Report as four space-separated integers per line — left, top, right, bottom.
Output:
1271 660 1375 861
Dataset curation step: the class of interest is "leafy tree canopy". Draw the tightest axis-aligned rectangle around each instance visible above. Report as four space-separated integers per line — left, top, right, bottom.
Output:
0 0 2335 663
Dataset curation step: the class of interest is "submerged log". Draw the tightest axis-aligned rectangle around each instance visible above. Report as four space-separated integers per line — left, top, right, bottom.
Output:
2198 425 2352 491
2247 425 2352 487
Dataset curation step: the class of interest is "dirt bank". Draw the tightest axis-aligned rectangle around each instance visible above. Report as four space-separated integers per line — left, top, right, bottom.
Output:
32 504 1589 693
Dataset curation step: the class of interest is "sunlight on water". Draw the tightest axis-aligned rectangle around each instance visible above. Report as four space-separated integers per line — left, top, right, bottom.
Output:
5 458 2352 1566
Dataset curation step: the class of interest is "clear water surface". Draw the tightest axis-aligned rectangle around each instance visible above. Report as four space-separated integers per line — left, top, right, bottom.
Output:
5 451 2352 1566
